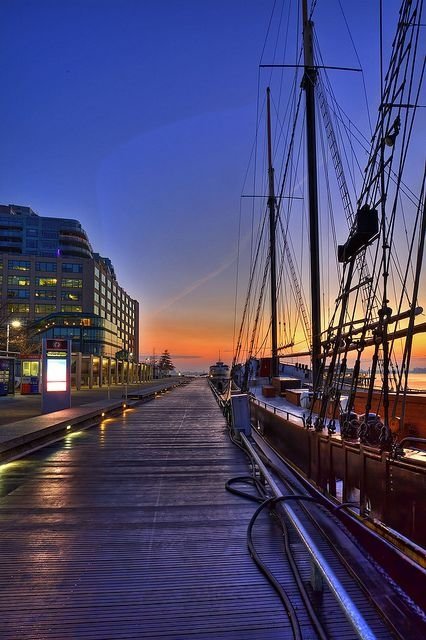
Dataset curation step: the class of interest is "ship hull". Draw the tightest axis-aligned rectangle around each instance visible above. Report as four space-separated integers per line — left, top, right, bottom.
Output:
251 400 426 549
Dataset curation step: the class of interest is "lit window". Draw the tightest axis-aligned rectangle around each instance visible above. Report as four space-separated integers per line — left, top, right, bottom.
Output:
8 260 30 271
36 277 57 287
7 303 30 313
62 278 82 288
61 292 81 301
61 304 82 312
35 289 56 300
8 276 30 286
35 304 56 314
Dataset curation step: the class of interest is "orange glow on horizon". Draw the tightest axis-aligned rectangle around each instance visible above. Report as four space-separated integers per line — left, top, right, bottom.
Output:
140 305 426 373
139 314 235 371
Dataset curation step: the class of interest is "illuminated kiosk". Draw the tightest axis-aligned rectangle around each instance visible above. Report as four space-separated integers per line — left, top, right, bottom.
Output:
21 355 41 394
41 338 71 413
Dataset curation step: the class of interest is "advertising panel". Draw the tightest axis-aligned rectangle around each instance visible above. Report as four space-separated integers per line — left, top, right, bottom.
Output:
41 338 71 413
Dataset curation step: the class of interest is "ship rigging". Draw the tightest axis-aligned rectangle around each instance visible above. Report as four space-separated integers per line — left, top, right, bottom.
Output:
233 0 425 444
229 0 425 549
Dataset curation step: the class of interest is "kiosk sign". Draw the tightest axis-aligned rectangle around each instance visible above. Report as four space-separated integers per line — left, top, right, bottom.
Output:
46 339 68 391
42 338 71 413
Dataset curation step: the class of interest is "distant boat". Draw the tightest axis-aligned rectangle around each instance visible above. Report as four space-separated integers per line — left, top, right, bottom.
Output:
209 360 230 394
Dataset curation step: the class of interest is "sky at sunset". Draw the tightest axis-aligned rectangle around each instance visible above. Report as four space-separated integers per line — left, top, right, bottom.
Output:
0 0 423 371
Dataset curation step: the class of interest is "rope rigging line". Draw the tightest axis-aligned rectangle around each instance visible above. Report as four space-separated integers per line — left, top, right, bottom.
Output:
337 0 373 136
272 87 312 350
328 0 425 434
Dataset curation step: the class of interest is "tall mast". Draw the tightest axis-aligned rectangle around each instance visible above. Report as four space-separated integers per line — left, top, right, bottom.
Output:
266 87 279 378
302 0 321 385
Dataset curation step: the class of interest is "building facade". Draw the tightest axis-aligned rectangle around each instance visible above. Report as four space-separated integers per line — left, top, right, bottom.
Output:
0 204 139 358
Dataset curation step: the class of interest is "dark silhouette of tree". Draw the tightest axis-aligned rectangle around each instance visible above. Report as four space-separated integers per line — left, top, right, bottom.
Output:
158 350 174 376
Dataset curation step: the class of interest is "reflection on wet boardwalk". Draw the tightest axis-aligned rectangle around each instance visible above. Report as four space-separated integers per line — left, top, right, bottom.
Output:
0 379 292 639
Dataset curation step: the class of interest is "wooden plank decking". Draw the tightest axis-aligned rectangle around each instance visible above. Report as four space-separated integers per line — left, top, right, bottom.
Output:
0 378 296 639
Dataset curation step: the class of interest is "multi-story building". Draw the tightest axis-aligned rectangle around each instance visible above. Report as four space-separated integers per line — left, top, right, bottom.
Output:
0 204 139 359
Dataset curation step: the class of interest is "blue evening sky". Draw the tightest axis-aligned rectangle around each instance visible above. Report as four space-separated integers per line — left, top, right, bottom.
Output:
0 0 407 369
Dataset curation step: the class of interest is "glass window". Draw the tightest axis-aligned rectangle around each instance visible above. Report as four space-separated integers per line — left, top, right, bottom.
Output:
36 262 57 272
95 266 99 278
35 304 57 314
101 273 106 283
7 275 30 286
61 304 82 312
35 289 57 300
36 277 57 287
8 260 31 271
7 289 29 299
7 303 30 313
61 292 81 301
62 263 83 273
94 305 99 315
94 278 99 290
94 292 99 303
61 278 82 288
101 285 105 296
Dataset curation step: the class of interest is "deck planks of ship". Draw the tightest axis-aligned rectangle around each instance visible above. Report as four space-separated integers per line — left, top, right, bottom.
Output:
0 378 304 639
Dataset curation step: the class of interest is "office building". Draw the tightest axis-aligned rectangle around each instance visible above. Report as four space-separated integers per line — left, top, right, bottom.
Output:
0 204 139 358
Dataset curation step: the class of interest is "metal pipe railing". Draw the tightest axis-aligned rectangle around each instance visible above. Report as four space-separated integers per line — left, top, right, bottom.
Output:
240 433 378 640
250 395 305 427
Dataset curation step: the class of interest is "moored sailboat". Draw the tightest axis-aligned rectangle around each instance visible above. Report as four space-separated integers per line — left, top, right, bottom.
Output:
209 358 230 393
232 0 425 549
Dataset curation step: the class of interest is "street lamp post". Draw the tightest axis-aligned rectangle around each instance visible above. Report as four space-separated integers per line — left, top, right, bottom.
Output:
6 320 22 354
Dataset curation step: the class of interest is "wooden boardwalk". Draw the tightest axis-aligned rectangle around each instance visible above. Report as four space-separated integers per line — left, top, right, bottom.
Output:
0 378 296 639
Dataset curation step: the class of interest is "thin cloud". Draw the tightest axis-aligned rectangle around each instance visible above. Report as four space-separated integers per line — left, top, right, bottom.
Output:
153 256 236 315
140 354 201 359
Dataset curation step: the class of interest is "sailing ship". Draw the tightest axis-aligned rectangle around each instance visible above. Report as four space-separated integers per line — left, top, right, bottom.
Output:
232 0 425 550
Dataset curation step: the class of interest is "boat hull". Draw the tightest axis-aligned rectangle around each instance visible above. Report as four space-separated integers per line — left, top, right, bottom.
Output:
251 400 426 549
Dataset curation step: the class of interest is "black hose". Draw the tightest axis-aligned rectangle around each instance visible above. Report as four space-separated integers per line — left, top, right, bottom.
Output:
248 495 330 640
224 428 330 638
278 505 329 640
225 476 267 503
247 498 302 640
